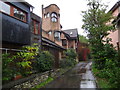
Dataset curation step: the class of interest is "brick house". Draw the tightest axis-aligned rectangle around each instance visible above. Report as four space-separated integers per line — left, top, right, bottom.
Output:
63 29 79 51
108 1 120 50
41 4 66 68
1 1 33 53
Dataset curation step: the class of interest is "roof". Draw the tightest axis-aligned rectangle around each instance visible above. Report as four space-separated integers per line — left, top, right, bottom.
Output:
43 4 60 10
22 2 34 8
4 0 34 8
31 12 41 22
63 28 78 40
108 1 120 13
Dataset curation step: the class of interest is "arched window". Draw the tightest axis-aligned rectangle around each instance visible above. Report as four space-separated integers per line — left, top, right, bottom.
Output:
51 12 58 23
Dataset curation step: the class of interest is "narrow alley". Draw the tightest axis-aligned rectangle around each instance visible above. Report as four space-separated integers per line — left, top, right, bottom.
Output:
45 62 97 88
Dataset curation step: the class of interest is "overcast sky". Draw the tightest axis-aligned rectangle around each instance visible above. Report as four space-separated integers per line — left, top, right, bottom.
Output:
25 0 118 36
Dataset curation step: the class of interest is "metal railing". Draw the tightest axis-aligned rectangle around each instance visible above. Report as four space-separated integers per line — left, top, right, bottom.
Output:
0 48 25 54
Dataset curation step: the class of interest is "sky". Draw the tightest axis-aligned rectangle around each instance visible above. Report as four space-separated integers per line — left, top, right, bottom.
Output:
25 0 118 36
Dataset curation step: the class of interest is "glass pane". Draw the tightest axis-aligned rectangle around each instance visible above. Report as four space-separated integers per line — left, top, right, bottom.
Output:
32 20 34 33
51 13 57 17
35 22 39 34
14 8 26 21
0 1 10 14
51 17 57 22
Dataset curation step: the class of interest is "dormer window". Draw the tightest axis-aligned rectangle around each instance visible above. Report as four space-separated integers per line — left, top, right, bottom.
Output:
51 12 58 23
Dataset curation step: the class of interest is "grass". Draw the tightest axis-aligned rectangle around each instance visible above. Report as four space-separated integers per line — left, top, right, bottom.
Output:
92 66 112 88
31 77 53 90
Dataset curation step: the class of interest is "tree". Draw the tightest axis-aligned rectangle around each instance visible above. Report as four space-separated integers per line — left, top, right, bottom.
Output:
79 35 88 44
82 0 115 69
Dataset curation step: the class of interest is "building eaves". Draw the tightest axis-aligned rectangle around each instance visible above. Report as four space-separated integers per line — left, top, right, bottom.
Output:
3 0 34 8
42 37 66 50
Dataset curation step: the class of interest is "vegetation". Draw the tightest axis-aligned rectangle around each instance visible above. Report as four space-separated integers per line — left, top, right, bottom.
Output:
31 77 53 89
60 49 77 68
82 0 120 88
79 35 88 44
35 51 54 72
15 44 39 76
2 53 15 84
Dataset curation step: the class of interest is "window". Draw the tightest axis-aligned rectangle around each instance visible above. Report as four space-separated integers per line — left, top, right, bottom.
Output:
51 13 57 18
0 1 27 22
48 31 52 35
51 12 58 23
0 1 10 15
35 22 39 34
54 32 61 40
46 12 50 17
32 19 40 35
14 8 26 21
51 17 57 22
62 39 67 46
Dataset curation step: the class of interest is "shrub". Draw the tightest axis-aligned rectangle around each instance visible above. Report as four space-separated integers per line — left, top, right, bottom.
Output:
60 49 77 68
35 51 54 72
16 44 39 76
65 48 77 60
2 53 15 84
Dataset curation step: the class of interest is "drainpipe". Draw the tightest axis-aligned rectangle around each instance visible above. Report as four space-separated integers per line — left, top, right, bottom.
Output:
40 5 44 51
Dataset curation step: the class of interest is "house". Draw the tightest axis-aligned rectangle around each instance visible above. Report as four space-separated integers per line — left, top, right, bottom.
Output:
63 29 79 51
62 29 79 61
1 1 33 53
108 1 120 50
41 4 66 68
30 12 42 48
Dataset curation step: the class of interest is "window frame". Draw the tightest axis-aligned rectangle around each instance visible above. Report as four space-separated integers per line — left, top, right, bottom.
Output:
32 19 40 35
54 31 61 41
13 7 27 22
62 39 67 46
51 12 58 23
0 1 27 22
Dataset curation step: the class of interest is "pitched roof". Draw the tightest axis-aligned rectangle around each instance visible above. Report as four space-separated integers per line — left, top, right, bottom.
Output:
63 28 78 39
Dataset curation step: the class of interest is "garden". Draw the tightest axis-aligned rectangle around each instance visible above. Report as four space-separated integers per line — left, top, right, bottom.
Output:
2 44 77 88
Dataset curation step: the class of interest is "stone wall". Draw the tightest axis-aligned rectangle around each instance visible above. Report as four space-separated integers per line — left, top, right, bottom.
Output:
2 69 62 89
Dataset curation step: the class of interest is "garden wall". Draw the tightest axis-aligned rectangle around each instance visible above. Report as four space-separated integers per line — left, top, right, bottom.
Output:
2 69 61 89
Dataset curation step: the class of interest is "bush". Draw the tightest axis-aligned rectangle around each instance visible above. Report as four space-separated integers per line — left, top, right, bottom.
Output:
16 44 39 76
35 51 54 72
60 49 77 68
93 52 120 88
60 58 76 68
2 53 15 84
65 48 77 60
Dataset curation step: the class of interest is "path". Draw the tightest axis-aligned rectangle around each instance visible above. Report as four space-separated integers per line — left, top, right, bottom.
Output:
45 61 97 88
